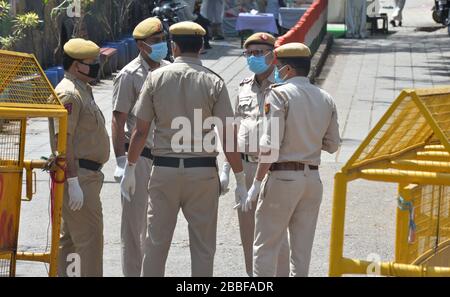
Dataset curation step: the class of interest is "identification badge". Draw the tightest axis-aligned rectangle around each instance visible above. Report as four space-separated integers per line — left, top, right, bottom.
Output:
64 103 73 115
264 103 270 115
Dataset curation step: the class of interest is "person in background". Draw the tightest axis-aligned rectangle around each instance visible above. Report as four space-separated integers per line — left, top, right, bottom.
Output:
265 0 286 30
345 0 367 39
201 0 225 40
256 0 267 12
194 0 212 49
390 0 406 27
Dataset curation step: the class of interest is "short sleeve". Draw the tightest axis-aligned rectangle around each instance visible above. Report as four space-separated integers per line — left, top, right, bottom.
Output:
322 100 341 153
57 92 81 135
259 89 286 151
133 74 155 123
112 71 135 114
212 80 234 123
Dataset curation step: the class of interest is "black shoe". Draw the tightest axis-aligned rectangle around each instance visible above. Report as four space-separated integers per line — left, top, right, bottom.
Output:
398 21 402 27
390 20 396 27
212 35 225 41
204 44 212 49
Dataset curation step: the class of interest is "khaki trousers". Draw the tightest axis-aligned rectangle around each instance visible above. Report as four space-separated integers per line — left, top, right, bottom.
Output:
58 168 104 277
141 164 220 277
254 168 323 277
238 160 290 277
121 156 153 277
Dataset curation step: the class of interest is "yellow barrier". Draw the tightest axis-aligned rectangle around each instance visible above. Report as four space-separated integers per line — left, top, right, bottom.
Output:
0 49 67 277
329 87 450 276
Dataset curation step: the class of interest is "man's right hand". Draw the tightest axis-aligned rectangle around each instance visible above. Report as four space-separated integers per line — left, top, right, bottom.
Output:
114 155 127 182
120 161 136 202
219 162 231 195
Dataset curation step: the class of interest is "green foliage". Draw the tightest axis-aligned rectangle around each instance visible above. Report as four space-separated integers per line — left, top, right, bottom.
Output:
0 0 10 20
0 2 41 50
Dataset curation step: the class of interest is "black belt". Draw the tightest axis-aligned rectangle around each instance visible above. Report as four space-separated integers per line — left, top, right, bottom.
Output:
79 159 103 171
270 162 318 171
153 156 217 168
125 143 153 160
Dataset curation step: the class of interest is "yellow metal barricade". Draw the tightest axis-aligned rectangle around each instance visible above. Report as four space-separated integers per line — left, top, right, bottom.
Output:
329 87 450 276
0 49 67 277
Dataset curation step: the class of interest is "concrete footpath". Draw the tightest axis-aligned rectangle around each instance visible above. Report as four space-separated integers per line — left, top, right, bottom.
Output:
14 0 450 276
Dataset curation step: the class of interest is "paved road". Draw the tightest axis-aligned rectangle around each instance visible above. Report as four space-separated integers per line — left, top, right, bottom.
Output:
13 0 449 276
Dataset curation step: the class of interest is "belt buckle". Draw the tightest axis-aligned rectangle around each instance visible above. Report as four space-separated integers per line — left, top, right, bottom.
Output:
248 155 259 163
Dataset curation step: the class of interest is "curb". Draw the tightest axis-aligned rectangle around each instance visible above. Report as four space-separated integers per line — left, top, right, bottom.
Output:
309 33 334 84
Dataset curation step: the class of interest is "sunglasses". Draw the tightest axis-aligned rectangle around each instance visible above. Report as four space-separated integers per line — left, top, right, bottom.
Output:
243 49 272 57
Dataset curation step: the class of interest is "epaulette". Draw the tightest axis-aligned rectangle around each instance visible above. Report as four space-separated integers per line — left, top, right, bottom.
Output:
269 82 287 89
239 77 253 86
199 65 224 81
125 59 141 74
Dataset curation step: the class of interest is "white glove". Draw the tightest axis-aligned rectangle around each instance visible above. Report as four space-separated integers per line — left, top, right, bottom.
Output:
120 161 136 202
243 179 262 212
114 155 127 182
67 177 84 211
233 171 247 210
219 162 231 195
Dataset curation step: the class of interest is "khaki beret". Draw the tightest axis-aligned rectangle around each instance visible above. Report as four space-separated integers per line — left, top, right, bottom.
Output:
244 32 276 48
275 42 311 58
169 21 206 36
63 38 100 60
133 17 163 39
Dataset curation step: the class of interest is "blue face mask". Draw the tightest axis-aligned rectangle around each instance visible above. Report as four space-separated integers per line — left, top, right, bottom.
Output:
145 42 168 62
247 55 270 74
274 65 286 83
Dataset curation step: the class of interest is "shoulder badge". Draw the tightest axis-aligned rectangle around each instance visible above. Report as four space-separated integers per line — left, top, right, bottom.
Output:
239 77 253 86
270 82 286 89
264 102 271 115
64 103 73 115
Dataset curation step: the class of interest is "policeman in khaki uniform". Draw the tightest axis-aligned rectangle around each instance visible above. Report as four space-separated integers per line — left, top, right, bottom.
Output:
55 38 110 277
244 43 341 277
112 17 170 277
219 32 289 277
120 21 247 277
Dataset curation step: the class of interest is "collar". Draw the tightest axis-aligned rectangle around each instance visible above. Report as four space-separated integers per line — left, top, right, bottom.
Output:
286 76 310 85
138 53 151 72
174 56 203 66
253 67 276 89
64 72 92 92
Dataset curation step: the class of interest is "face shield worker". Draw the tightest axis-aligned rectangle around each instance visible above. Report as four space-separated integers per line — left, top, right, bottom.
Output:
245 42 341 277
219 32 290 277
55 38 110 277
120 21 247 277
112 17 171 277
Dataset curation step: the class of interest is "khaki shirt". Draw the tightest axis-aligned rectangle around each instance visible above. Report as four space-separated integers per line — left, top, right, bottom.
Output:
55 73 110 165
112 54 170 148
235 70 275 156
260 76 341 165
133 56 233 158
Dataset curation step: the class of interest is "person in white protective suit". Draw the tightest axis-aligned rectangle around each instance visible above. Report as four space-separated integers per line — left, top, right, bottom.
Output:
201 0 225 40
390 0 406 27
345 0 367 39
